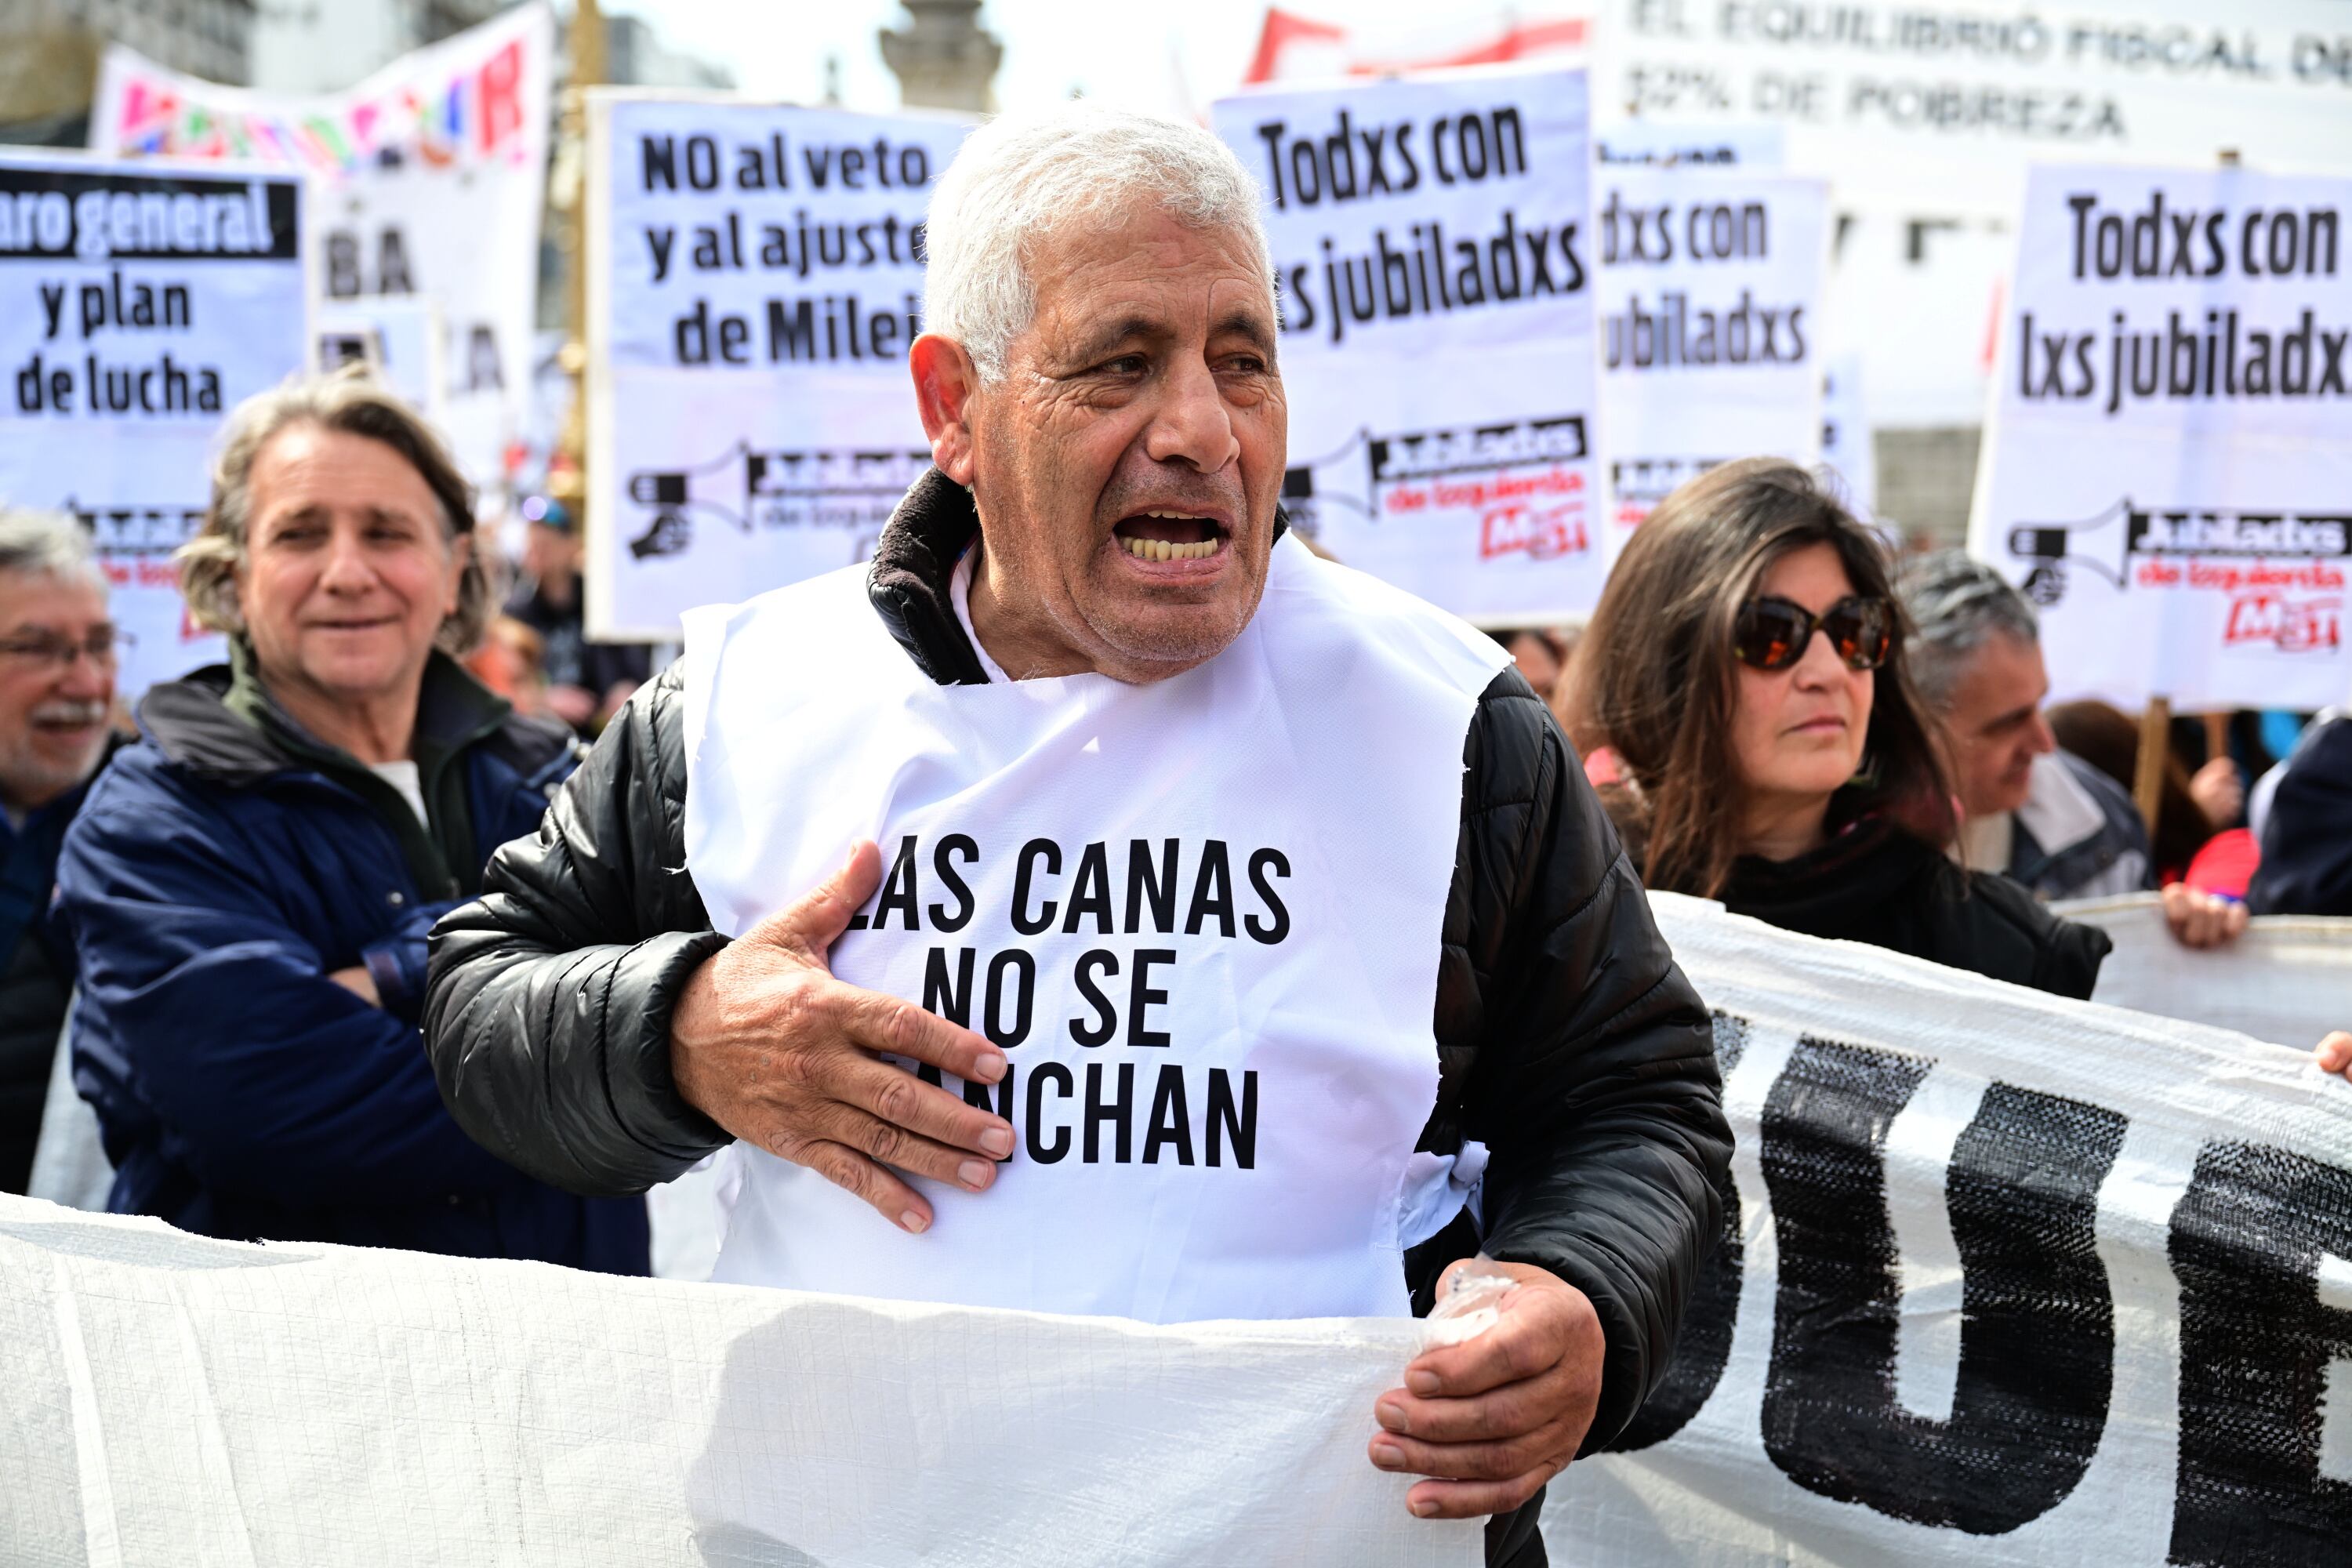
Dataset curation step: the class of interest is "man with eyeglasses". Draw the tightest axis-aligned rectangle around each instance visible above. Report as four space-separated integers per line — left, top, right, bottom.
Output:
0 510 123 1195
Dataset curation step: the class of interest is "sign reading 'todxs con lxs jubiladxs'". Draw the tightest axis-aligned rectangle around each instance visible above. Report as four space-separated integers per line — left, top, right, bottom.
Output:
1970 164 2352 711
1212 67 1603 625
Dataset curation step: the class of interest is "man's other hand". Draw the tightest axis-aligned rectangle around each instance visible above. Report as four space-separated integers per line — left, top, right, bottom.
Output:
1369 1259 1606 1519
668 840 1015 1233
2161 882 2248 949
2318 1031 2351 1081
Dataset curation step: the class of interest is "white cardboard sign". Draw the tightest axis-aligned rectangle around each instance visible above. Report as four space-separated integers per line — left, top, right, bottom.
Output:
1969 165 2352 712
89 5 554 486
0 150 310 695
1213 67 1604 625
1595 165 1830 552
586 95 971 641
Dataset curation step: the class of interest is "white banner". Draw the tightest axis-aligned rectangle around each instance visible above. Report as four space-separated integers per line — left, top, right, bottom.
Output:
1595 165 1828 550
586 95 970 641
0 149 309 695
0 1193 1476 1566
1547 892 2352 1565
1213 67 1605 624
1595 0 2352 220
2 893 2347 1560
89 5 554 486
2053 893 2352 1050
1968 164 2352 712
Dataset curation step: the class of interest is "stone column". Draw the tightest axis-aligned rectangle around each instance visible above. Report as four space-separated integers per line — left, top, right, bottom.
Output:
879 0 1002 114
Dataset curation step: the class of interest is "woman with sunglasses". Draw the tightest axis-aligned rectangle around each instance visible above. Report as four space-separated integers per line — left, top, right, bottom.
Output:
1558 458 2110 998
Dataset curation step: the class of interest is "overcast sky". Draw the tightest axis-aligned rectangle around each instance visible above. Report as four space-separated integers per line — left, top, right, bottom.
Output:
620 0 1491 118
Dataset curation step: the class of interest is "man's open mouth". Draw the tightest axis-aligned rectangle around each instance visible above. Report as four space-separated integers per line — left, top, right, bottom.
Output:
1112 510 1228 562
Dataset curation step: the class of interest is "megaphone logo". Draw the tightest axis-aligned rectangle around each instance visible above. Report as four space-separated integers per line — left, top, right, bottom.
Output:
2006 497 2352 608
623 444 938 562
2005 497 2132 608
625 444 753 561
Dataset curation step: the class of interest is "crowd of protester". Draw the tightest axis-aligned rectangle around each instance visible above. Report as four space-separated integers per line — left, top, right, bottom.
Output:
0 365 2346 1275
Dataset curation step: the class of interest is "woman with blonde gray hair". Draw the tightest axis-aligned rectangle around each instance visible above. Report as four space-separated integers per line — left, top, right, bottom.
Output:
56 369 648 1269
1559 458 2111 998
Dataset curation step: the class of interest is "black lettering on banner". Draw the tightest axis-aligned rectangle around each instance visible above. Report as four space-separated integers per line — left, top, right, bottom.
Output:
1062 841 1114 935
1758 1036 2125 1532
1069 949 1118 1047
869 834 920 930
1127 949 1174 1048
2169 1140 2352 1563
1185 840 1236 937
1207 1068 1258 1169
982 949 1035 1048
1011 837 1062 935
1126 837 1178 933
1613 1013 1748 1451
1144 1065 1196 1166
1084 1061 1134 1163
928 833 976 931
1244 848 1291 945
922 946 973 1026
1026 1062 1073 1163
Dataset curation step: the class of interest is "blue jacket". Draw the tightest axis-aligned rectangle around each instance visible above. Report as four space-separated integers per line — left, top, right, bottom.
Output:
58 653 648 1272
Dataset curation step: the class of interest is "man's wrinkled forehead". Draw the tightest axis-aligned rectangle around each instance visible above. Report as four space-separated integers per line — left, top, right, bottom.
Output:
1019 212 1277 356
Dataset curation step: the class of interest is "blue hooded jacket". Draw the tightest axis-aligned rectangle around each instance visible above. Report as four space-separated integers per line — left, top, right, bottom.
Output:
57 652 648 1272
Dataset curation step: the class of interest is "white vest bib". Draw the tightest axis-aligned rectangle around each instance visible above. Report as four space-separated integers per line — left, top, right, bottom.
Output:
682 535 1508 1322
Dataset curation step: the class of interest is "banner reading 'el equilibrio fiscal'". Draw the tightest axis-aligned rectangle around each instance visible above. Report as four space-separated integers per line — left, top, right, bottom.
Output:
1969 165 2352 711
1212 67 1602 625
0 150 309 695
586 95 971 641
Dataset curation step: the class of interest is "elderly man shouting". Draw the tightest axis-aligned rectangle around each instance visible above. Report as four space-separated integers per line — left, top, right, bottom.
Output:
427 107 1727 1555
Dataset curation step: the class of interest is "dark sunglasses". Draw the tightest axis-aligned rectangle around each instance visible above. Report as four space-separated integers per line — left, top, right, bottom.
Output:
1733 594 1893 673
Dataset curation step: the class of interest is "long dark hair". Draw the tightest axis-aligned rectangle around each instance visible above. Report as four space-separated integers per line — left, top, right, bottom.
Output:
1556 459 1956 898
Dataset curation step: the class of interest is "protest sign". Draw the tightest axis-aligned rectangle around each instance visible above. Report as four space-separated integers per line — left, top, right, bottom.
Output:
317 296 444 430
0 1192 1477 1566
1544 891 2352 1566
1595 0 2352 220
1968 165 2352 712
2053 893 2352 1050
89 5 553 485
1213 67 1604 623
585 96 969 640
1595 165 1828 551
0 149 308 695
1821 351 1877 517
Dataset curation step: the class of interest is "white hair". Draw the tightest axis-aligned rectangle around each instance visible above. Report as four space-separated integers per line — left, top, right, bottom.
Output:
0 508 105 594
924 103 1276 383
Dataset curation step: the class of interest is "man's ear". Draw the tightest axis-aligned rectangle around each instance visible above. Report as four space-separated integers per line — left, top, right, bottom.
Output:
910 334 981 486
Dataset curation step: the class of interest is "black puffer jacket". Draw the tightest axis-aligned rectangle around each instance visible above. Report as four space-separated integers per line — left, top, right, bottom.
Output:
1723 815 2111 999
426 474 1730 1544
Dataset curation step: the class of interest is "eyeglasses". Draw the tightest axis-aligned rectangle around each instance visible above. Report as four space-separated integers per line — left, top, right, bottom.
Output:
0 628 135 672
1732 595 1892 673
